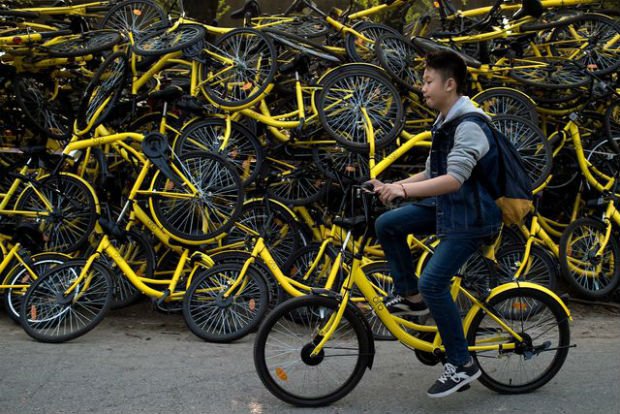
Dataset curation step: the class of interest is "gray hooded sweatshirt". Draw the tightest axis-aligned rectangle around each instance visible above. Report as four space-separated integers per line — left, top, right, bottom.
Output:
423 96 491 184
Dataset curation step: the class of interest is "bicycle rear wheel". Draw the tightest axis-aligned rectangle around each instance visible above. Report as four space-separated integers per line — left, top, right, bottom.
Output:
254 295 372 407
375 33 424 92
467 288 571 394
344 22 400 63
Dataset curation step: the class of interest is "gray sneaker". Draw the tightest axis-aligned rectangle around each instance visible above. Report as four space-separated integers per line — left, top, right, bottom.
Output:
427 359 481 398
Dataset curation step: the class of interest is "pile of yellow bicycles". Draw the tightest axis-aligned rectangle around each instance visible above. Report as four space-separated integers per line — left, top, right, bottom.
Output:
0 1 618 400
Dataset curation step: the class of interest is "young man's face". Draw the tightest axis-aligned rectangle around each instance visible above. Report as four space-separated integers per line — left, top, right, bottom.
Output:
421 67 455 110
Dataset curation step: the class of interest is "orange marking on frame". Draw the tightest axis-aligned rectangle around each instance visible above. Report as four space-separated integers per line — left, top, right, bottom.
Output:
242 82 253 91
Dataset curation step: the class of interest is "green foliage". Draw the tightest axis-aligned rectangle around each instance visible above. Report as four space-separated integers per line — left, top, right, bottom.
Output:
352 0 437 26
217 0 230 21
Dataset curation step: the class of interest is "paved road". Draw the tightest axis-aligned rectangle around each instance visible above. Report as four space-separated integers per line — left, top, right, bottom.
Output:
0 302 618 414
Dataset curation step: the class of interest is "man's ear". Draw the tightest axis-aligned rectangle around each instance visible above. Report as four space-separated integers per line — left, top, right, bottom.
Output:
444 77 456 93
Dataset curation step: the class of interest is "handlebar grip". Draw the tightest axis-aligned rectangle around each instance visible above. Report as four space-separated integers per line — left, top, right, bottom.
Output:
361 182 375 193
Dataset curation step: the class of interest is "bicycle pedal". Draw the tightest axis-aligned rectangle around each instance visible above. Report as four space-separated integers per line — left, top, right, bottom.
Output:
457 384 471 393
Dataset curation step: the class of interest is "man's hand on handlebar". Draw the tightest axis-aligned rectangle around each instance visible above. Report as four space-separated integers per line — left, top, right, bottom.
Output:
363 180 406 205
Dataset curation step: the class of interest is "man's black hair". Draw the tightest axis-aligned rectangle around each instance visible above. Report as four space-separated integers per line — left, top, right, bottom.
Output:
424 50 468 95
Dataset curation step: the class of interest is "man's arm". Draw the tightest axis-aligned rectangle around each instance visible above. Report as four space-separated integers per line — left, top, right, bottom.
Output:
395 171 429 185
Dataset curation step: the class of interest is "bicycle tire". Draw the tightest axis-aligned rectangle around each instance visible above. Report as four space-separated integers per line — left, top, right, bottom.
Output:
471 87 538 124
549 13 620 76
264 151 330 206
202 28 277 110
43 30 122 57
99 0 166 38
490 115 553 190
603 99 620 154
316 64 404 152
508 58 591 90
344 22 400 63
558 217 620 299
357 261 395 341
149 151 243 244
222 198 305 267
15 173 98 253
254 295 371 407
20 260 113 343
375 33 424 92
174 117 264 187
182 262 269 343
467 287 571 394
12 73 73 141
77 51 128 133
210 250 283 311
2 252 68 323
282 242 339 295
134 24 205 56
100 229 154 309
495 244 559 291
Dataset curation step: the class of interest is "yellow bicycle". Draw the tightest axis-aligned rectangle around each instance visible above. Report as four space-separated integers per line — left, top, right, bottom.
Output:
254 184 573 406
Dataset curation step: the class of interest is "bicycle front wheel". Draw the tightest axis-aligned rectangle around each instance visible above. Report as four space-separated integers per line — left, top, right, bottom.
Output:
20 260 113 343
254 295 372 407
150 151 243 244
467 287 571 394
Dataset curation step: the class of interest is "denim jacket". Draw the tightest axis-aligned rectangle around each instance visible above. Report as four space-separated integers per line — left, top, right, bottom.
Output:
419 112 502 239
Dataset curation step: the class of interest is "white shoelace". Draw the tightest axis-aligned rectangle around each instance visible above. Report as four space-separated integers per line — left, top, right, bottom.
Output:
437 363 461 384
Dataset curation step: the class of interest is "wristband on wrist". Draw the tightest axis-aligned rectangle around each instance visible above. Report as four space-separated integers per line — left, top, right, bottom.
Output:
399 183 408 199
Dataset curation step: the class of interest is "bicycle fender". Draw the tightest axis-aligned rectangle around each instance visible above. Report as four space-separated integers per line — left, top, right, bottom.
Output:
463 282 572 335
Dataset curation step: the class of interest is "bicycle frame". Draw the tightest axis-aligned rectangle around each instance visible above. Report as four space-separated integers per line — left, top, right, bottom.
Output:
309 250 570 357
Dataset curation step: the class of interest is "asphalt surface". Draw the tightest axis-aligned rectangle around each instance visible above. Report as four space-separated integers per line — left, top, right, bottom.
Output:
0 301 618 414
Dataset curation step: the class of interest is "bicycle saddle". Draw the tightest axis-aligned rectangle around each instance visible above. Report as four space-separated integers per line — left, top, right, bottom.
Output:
147 82 188 102
513 0 543 20
332 215 367 230
230 0 261 20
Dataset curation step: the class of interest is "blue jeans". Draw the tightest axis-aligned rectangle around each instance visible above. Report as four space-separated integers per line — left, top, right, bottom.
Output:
375 203 487 366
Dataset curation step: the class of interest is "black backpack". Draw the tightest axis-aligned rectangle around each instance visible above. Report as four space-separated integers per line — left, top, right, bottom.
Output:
447 113 534 225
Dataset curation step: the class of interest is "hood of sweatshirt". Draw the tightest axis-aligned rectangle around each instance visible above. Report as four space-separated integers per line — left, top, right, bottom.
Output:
433 96 491 128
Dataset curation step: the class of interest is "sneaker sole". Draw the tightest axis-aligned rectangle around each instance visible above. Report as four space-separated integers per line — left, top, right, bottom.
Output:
426 369 481 399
